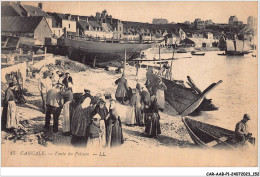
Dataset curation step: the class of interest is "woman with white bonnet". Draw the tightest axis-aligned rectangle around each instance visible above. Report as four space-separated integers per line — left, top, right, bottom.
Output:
71 97 93 147
106 99 124 147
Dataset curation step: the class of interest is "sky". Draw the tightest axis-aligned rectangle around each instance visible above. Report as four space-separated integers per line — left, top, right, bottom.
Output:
21 1 257 24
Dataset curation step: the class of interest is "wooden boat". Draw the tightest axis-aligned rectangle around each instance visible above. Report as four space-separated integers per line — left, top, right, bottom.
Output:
176 49 187 53
224 39 250 56
146 72 222 116
191 51 205 56
182 117 255 148
53 37 153 65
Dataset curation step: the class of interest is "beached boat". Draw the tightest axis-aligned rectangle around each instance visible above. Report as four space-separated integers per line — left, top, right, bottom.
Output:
191 51 205 56
53 37 153 65
176 49 187 53
146 71 222 116
182 117 255 148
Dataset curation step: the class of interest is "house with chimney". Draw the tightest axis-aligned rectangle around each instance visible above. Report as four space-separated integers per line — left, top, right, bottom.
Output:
95 10 124 39
1 1 52 29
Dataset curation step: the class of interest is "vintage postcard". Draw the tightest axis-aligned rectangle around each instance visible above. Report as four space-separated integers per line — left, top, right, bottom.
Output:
1 1 258 168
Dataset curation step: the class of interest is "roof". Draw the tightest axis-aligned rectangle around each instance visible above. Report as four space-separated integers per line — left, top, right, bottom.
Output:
88 21 101 28
1 16 44 33
22 5 49 18
78 20 90 31
180 38 195 44
1 2 50 18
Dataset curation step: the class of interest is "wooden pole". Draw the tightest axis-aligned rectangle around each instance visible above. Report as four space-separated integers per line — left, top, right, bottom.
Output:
93 56 96 68
123 49 126 75
159 45 161 69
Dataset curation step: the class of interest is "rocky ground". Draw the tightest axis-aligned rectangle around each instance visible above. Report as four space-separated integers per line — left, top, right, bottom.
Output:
1 55 194 150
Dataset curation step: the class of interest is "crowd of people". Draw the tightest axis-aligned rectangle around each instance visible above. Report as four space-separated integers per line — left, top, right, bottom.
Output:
1 66 254 148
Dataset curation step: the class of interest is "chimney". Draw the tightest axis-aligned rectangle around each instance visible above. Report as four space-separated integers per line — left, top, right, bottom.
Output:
76 15 80 22
65 14 71 20
38 3 43 9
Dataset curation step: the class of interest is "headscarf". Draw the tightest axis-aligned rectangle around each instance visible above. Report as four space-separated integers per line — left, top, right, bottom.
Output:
82 97 91 109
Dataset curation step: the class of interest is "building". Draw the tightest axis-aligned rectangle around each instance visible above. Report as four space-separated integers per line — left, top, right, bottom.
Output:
234 21 243 26
1 16 52 45
228 16 238 25
194 18 205 29
152 18 168 24
95 10 124 39
184 21 191 25
192 33 204 38
1 2 52 28
204 32 214 40
123 28 140 41
205 19 214 26
47 13 77 37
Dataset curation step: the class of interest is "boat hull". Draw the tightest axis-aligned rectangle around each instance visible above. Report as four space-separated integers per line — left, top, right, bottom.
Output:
146 72 221 116
56 38 152 64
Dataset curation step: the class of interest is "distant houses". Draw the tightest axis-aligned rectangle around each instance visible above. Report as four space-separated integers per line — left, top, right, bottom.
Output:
152 18 168 24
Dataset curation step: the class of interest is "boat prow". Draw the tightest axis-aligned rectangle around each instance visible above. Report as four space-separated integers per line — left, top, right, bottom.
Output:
162 77 222 117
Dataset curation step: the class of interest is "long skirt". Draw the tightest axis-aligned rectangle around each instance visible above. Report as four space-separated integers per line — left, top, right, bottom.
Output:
6 101 19 129
107 121 123 147
145 113 161 137
99 120 106 147
156 89 165 110
125 106 135 125
62 101 71 133
135 106 142 125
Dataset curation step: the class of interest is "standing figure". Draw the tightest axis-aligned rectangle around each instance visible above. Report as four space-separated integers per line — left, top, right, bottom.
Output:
62 72 73 88
90 99 109 147
60 84 73 135
106 100 124 147
129 88 143 126
234 114 253 145
1 82 19 131
115 74 128 104
71 97 93 147
155 78 167 112
38 71 52 113
145 97 161 138
140 87 151 125
44 83 64 132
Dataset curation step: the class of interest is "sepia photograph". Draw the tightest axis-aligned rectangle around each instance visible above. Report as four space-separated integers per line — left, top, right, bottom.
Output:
0 0 258 171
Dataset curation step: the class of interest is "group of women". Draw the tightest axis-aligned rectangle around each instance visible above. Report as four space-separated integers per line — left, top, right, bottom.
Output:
115 73 167 138
70 95 124 148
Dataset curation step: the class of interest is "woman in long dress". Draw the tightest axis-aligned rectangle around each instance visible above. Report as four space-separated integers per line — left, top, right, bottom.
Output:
2 82 19 131
145 97 161 138
60 85 73 135
155 78 167 112
129 88 143 126
106 100 124 147
71 97 93 147
90 99 108 147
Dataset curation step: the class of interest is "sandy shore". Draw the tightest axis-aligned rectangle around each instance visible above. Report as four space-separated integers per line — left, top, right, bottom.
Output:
1 56 193 149
2 55 257 167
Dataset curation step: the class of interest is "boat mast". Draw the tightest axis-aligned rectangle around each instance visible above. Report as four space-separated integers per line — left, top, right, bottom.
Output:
123 49 126 75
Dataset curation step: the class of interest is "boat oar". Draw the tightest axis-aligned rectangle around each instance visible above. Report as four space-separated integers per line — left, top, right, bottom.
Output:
198 127 235 149
202 80 223 95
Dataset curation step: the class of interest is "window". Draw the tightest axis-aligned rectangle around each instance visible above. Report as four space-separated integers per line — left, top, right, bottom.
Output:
69 24 70 28
120 27 121 31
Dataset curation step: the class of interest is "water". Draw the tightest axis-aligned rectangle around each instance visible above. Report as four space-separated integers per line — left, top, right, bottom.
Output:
147 50 258 136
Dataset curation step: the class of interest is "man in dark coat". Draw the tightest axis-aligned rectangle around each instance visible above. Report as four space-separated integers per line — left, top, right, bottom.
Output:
62 72 73 88
115 74 129 104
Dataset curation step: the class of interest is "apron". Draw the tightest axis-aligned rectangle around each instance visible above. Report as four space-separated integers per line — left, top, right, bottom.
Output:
125 105 135 125
62 101 71 132
6 101 18 129
156 89 165 109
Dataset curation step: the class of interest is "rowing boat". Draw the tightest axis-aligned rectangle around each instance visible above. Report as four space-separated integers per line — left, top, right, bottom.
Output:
182 117 255 148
